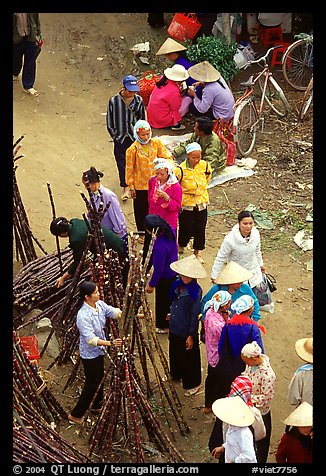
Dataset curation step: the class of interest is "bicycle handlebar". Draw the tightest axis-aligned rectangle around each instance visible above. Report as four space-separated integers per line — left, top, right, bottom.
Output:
243 45 283 70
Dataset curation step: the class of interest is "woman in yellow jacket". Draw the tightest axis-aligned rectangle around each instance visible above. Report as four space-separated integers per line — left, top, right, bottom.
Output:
125 120 172 238
175 142 212 262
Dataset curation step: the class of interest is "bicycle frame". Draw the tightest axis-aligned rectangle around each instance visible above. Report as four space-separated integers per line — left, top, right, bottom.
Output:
234 66 271 121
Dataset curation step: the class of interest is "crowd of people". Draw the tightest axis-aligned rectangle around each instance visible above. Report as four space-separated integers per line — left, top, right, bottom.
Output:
14 13 312 465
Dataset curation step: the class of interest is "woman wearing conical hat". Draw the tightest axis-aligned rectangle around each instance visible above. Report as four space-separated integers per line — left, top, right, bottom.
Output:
275 402 313 463
156 37 197 89
288 337 313 407
201 261 262 323
168 254 207 396
187 60 235 122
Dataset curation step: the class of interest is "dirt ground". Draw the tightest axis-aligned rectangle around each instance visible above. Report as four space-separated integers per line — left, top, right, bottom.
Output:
13 13 313 464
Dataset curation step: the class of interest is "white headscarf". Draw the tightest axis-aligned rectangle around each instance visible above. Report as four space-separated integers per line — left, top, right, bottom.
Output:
231 295 254 314
133 120 152 144
153 158 178 185
185 142 202 154
203 290 232 313
241 341 262 358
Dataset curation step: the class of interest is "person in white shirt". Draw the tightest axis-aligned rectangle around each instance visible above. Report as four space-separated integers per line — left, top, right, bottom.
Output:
211 210 265 291
211 395 257 463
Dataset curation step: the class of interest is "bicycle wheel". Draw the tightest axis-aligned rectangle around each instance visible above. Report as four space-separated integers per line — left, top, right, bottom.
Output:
282 39 313 90
299 77 313 120
258 76 290 117
233 99 258 157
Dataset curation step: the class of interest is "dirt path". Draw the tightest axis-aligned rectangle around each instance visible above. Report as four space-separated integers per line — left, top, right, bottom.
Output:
13 13 313 464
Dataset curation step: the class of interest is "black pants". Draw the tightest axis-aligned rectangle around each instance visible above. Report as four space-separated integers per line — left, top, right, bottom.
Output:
133 189 149 232
13 37 38 89
113 139 133 188
70 355 104 418
147 13 165 28
178 207 207 251
169 332 201 390
204 364 225 408
155 277 174 329
256 410 272 463
188 101 216 121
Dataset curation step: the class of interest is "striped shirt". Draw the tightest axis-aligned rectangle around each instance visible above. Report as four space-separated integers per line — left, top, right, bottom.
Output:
106 92 145 144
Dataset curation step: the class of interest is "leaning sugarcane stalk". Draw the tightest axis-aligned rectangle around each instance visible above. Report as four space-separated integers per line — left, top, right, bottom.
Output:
47 182 63 274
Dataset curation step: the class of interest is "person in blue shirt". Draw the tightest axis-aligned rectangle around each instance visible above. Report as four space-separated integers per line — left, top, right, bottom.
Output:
68 281 122 425
201 261 262 324
168 254 207 396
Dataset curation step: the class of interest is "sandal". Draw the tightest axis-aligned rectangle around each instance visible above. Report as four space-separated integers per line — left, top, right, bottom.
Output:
156 327 169 334
24 87 39 97
121 192 129 201
171 123 186 131
184 385 201 397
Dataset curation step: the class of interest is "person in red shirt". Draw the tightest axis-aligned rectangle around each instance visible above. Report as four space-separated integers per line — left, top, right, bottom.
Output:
275 402 313 463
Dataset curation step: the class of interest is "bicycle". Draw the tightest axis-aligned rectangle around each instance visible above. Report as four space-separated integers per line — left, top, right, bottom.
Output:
282 33 313 90
299 76 313 120
233 45 291 157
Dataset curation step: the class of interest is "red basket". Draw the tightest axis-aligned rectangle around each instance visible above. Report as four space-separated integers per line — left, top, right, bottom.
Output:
138 70 161 106
20 335 40 363
168 13 201 42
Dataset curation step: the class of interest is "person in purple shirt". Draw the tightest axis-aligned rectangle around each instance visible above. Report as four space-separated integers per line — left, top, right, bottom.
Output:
187 61 235 122
156 37 197 88
82 166 129 256
144 214 178 334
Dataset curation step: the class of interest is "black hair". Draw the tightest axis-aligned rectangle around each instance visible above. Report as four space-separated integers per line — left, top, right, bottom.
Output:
238 210 255 223
156 75 168 88
50 217 70 236
79 280 97 298
144 214 176 242
77 280 97 311
83 166 104 184
196 117 213 135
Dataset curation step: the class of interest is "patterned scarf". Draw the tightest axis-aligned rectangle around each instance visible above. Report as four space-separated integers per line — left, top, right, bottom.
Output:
228 375 253 407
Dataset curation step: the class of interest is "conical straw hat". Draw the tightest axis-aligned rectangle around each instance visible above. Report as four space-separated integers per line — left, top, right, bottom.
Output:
212 396 255 427
295 337 313 363
214 261 254 285
170 255 207 279
187 61 221 82
156 38 187 55
283 402 313 427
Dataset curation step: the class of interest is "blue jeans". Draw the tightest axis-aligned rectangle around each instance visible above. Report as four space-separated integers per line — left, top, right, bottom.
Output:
113 139 133 188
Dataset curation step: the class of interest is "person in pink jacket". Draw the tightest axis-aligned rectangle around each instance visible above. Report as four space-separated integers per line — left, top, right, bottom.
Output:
146 64 190 130
148 158 182 236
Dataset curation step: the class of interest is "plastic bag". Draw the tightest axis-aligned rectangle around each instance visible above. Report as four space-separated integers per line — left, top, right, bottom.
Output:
265 273 277 293
251 406 266 441
254 274 272 306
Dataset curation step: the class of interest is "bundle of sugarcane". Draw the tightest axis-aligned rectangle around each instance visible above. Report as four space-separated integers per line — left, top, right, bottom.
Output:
117 232 190 437
87 340 185 463
13 135 47 265
13 330 67 425
13 246 74 319
13 403 89 463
